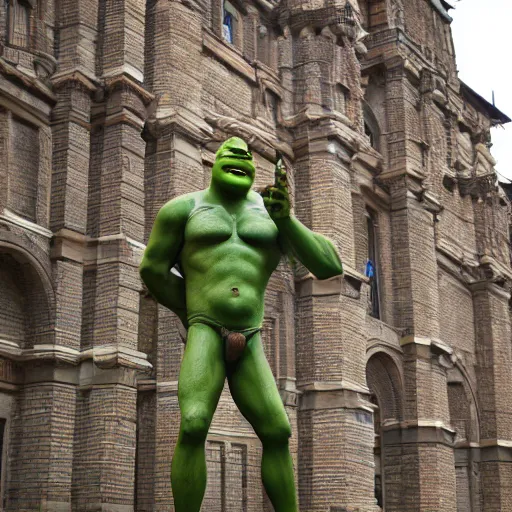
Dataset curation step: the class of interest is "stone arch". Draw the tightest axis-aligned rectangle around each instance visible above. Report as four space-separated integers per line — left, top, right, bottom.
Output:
0 241 54 350
366 349 404 423
447 361 481 512
366 349 405 509
447 362 480 444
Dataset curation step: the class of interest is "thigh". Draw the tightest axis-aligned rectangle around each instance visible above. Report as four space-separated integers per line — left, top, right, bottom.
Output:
179 323 226 419
227 333 290 438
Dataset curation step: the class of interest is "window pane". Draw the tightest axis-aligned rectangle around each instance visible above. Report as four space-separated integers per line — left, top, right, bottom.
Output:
223 1 238 44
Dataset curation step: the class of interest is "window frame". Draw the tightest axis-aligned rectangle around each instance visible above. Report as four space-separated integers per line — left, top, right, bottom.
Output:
265 88 281 126
366 207 382 320
5 0 33 49
222 0 244 48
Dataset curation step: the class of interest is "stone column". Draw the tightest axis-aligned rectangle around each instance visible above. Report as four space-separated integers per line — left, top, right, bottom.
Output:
383 163 457 511
376 59 457 511
6 379 76 511
471 280 512 512
70 0 152 508
293 136 376 511
3 0 102 507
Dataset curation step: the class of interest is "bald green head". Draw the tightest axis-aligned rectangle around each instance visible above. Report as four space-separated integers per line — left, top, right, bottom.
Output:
211 137 256 197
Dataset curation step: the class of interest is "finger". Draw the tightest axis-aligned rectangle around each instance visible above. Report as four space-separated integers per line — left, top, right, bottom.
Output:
267 186 288 198
274 157 287 187
264 198 287 211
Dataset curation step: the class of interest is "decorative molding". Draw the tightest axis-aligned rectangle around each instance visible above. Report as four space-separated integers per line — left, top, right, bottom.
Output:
0 339 153 371
0 56 56 103
104 73 155 106
2 209 53 238
298 379 372 413
382 420 456 447
51 70 98 93
204 110 293 160
144 106 213 143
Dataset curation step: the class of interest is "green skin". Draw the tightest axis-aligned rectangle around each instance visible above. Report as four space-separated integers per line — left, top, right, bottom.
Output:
140 137 343 512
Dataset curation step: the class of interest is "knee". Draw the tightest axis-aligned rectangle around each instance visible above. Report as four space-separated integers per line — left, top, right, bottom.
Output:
259 418 292 447
180 411 210 442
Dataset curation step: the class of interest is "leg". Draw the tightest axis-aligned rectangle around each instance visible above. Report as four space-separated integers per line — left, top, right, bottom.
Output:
227 333 298 512
171 323 226 512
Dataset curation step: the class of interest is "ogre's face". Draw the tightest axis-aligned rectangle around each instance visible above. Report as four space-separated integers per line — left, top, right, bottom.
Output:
211 137 255 197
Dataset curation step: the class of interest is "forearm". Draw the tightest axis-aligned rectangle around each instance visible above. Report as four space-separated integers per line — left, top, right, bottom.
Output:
275 216 343 280
140 267 188 326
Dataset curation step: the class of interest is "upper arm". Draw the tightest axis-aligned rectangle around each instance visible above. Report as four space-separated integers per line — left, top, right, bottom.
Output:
140 195 194 276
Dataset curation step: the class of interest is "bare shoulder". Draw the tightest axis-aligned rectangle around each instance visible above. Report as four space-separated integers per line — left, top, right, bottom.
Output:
157 191 201 226
247 190 265 207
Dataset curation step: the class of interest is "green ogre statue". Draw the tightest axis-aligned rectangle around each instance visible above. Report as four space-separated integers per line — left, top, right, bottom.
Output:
139 137 343 512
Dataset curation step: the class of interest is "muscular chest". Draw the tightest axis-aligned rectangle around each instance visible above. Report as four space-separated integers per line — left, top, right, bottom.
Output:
185 205 279 248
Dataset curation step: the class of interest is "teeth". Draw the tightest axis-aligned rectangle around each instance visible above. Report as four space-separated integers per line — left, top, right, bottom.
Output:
227 168 246 175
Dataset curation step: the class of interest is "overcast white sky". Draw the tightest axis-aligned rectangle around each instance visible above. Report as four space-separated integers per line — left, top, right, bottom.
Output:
451 0 512 181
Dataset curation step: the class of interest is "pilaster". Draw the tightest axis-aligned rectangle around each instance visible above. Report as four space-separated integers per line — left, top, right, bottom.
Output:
383 149 456 510
6 378 76 512
471 280 512 511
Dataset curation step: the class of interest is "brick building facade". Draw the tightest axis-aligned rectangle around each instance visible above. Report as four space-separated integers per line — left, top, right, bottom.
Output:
0 0 511 510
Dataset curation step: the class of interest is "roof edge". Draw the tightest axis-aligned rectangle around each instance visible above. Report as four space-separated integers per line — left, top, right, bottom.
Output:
460 82 511 126
430 0 453 23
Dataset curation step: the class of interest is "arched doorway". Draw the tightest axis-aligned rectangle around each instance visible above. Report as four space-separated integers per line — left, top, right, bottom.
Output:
366 351 404 510
446 365 481 512
0 246 52 350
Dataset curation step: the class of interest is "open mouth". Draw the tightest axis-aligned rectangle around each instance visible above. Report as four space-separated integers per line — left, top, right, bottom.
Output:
225 167 248 177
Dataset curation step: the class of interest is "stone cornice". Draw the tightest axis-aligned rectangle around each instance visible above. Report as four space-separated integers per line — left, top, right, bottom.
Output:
401 335 453 354
278 377 301 407
478 254 512 286
51 230 145 266
204 111 294 160
0 56 56 103
104 109 146 130
455 441 512 463
2 209 53 239
469 279 511 301
0 339 152 370
144 108 213 143
298 380 372 413
104 73 155 106
51 70 98 93
283 112 374 158
295 266 368 299
382 420 456 447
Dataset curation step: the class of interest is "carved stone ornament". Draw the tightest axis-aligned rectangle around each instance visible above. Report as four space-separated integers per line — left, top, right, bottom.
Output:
204 111 294 160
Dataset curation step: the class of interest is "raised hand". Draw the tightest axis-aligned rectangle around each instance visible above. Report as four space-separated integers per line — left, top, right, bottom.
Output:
260 152 291 220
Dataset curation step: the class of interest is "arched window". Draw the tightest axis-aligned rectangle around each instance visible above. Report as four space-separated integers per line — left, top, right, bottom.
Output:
5 0 32 48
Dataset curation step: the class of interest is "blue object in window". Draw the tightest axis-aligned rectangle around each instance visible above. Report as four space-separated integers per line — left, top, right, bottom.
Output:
223 11 233 44
365 259 375 279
